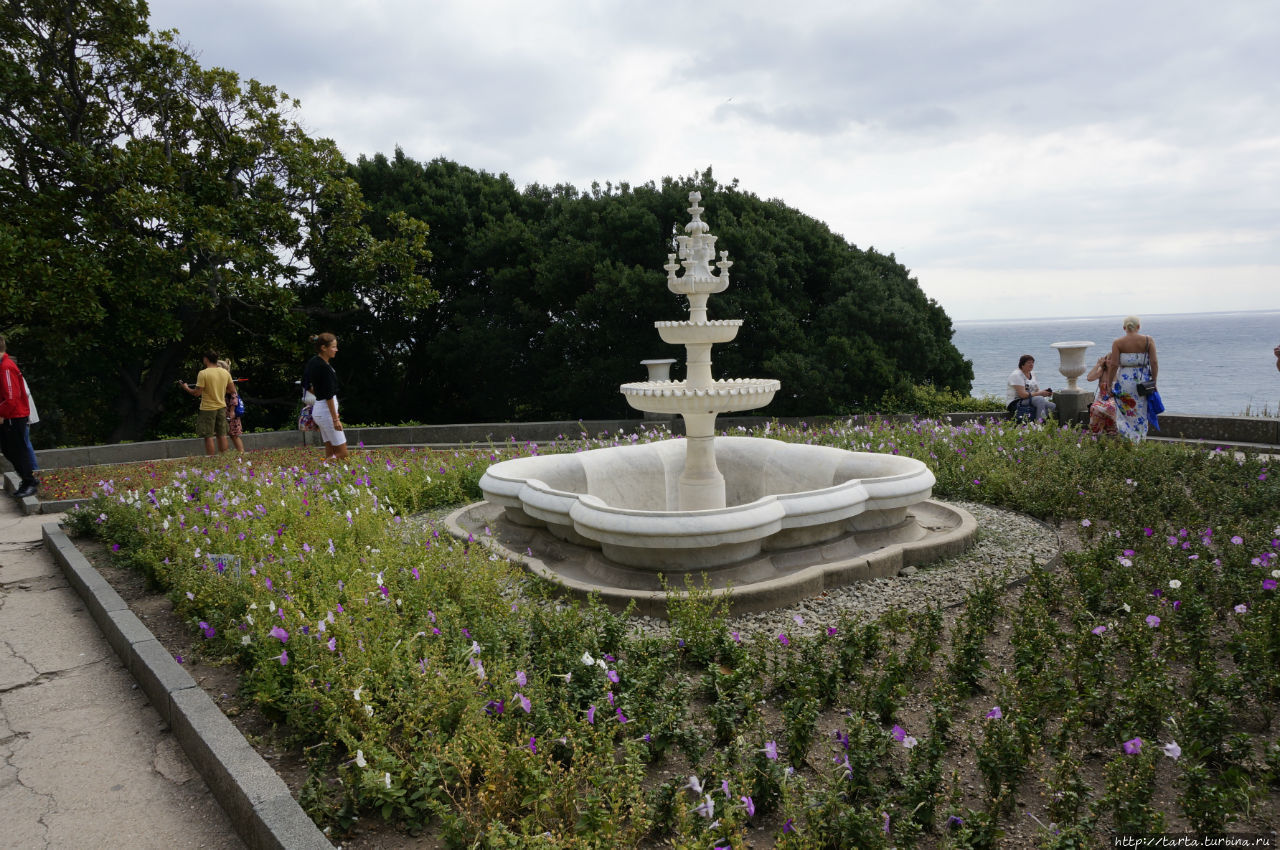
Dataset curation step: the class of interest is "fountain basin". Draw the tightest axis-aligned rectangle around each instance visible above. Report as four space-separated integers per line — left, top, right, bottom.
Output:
478 436 935 570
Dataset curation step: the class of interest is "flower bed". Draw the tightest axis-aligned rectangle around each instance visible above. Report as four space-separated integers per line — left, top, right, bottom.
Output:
65 422 1279 847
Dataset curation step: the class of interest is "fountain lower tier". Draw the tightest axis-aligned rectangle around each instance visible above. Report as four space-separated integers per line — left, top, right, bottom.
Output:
455 436 974 616
620 378 781 417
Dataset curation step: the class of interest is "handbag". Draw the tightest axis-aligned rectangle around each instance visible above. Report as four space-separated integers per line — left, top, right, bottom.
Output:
1136 379 1156 397
1007 396 1035 421
298 404 319 432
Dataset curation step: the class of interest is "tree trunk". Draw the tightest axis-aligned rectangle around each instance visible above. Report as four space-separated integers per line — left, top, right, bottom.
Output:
109 341 186 443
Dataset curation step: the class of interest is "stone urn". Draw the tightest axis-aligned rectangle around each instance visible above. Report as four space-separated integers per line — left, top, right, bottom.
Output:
1050 341 1094 391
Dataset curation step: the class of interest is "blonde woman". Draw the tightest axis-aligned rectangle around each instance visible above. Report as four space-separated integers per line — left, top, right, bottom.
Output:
217 359 245 452
1109 316 1158 443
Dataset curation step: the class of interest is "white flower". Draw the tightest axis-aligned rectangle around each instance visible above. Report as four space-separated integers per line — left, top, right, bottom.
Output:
902 735 918 749
581 651 595 666
244 614 254 625
1161 741 1182 760
354 750 367 768
353 686 363 702
364 704 374 717
241 635 251 645
384 772 391 789
1168 579 1182 589
1122 603 1132 613
1272 569 1280 579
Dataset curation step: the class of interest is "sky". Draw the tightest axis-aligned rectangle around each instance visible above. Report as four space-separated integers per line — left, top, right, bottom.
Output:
143 0 1280 321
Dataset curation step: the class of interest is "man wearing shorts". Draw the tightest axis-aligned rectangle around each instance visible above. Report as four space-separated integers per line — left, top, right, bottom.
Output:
179 352 232 455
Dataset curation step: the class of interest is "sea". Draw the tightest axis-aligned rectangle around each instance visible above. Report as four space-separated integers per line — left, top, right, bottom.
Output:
951 310 1280 417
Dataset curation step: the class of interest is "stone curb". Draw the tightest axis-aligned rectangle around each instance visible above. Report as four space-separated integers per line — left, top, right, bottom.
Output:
40 522 333 850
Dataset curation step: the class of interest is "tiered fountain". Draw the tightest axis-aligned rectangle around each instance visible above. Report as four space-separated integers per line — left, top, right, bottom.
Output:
448 193 974 615
619 192 781 510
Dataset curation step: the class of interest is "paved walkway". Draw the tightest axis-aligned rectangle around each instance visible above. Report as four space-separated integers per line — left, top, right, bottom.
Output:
0 496 242 849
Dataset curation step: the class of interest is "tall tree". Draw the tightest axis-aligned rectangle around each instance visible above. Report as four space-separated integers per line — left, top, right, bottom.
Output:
0 0 434 443
350 156 972 424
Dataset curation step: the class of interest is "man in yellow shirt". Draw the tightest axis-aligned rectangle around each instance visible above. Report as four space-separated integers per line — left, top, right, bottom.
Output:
179 352 233 455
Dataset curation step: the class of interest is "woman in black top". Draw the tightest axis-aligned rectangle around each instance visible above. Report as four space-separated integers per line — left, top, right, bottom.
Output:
302 332 348 460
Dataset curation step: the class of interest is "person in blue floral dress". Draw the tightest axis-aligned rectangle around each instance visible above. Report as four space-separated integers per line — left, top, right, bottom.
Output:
1109 316 1158 443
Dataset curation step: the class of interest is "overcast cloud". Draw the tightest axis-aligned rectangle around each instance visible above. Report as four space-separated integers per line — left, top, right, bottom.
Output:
144 0 1280 320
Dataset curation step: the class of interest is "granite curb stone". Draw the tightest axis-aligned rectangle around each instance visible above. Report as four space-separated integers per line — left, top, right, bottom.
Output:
40 520 332 850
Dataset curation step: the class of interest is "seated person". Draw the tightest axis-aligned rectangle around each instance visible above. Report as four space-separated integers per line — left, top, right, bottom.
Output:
1007 354 1056 422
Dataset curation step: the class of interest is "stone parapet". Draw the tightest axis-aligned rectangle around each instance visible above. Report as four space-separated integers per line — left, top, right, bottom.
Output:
11 412 1278 478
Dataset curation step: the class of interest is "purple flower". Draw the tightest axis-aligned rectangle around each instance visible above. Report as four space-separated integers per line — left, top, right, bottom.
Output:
986 706 1003 720
1231 535 1244 545
947 815 965 829
484 699 505 716
528 736 537 754
1161 741 1182 760
1145 615 1161 628
586 705 596 724
515 693 531 713
269 625 289 643
278 649 289 665
693 795 715 819
1264 579 1278 591
1123 737 1143 754
741 795 755 817
763 740 778 760
615 708 629 724
778 633 790 646
514 670 527 687
607 669 619 683
891 724 906 742
327 636 337 651
199 621 216 639
1092 625 1108 635
783 818 795 833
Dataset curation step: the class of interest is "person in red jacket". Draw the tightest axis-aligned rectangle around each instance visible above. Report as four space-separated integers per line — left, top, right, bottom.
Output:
0 335 37 498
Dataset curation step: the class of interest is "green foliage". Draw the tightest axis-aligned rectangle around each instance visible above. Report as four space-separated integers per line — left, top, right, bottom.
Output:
348 154 974 425
0 1 434 445
62 420 1280 845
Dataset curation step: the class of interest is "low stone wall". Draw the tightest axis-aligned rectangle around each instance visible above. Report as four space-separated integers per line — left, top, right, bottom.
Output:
14 411 1278 474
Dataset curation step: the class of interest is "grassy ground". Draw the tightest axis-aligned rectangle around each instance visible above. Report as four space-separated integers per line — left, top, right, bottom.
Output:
63 420 1278 848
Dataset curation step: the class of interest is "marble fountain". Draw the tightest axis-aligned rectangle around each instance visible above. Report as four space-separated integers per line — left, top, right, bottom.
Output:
447 193 975 616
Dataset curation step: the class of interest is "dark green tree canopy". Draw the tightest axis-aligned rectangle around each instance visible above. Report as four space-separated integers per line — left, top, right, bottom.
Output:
349 153 972 424
0 0 434 443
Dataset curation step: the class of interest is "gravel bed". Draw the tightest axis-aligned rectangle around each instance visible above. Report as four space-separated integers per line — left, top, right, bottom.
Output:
416 501 1061 640
626 501 1060 641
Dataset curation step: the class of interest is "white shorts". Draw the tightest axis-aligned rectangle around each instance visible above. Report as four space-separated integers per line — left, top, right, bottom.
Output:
311 397 347 446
